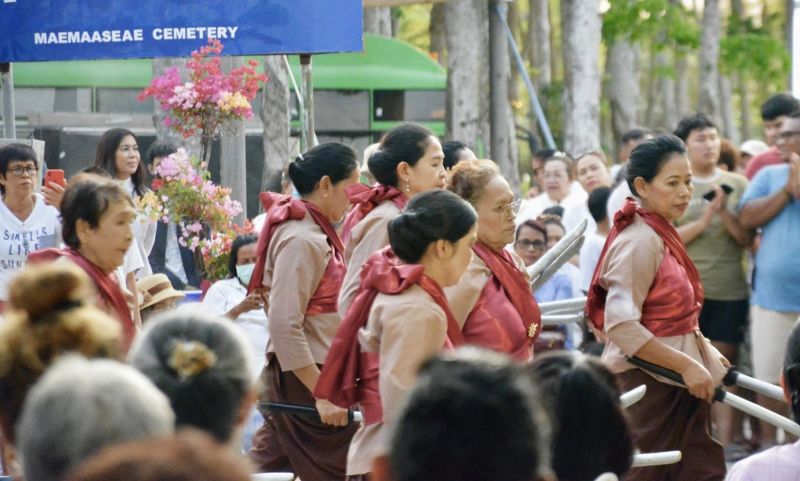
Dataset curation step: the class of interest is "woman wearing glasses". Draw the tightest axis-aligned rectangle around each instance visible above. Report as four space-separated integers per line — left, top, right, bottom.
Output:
445 159 541 361
0 144 61 312
517 152 587 225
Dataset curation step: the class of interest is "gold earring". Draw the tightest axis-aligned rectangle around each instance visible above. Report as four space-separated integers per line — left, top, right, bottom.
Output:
406 180 411 193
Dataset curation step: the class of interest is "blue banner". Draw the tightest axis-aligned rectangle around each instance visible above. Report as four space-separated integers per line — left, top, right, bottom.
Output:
0 0 363 62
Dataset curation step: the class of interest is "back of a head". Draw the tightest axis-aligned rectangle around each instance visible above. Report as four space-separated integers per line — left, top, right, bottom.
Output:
588 187 612 224
620 128 652 146
442 140 468 170
761 93 800 121
0 263 121 443
64 430 251 481
388 190 477 264
391 348 550 481
783 322 800 420
527 351 633 481
626 135 686 197
368 122 434 186
146 140 178 167
287 142 358 195
128 308 253 442
17 356 174 481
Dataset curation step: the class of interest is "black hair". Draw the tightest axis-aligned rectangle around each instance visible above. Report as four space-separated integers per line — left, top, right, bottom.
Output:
533 148 557 162
61 179 134 249
761 93 800 121
541 205 564 219
368 122 436 187
626 135 687 197
442 140 469 170
0 143 38 195
287 143 358 196
588 187 612 224
94 128 147 197
527 351 633 481
783 322 800 420
515 220 548 244
227 233 259 279
388 190 477 264
673 113 718 142
79 166 111 178
146 141 178 167
391 348 551 481
129 310 252 443
620 128 652 145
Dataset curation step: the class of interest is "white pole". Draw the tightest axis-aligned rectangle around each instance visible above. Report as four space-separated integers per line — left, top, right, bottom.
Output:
1 63 16 139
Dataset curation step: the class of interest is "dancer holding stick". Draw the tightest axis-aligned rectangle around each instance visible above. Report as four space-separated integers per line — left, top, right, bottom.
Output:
586 135 729 481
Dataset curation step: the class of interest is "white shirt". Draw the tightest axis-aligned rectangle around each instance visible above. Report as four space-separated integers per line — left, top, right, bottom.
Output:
579 230 606 293
562 201 597 237
122 178 156 279
606 181 632 222
0 193 61 300
201 277 269 380
517 187 587 226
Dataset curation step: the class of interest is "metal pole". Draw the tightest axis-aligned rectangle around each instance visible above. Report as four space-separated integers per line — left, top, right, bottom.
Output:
1 63 16 139
492 3 555 149
299 54 317 151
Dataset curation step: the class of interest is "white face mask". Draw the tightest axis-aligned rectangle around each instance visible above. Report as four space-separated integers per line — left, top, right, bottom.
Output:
236 263 255 286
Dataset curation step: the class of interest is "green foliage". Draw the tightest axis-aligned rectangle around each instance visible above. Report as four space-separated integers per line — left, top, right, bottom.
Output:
394 5 433 51
720 16 790 90
602 0 699 51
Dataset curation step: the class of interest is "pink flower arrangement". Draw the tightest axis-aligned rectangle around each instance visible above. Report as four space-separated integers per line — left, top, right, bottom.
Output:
198 220 255 281
137 148 243 272
137 40 267 165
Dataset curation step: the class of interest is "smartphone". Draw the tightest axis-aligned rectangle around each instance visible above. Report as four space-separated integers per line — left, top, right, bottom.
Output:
44 169 66 188
702 183 733 202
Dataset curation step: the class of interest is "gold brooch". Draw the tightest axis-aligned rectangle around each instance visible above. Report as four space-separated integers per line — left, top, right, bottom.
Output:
528 323 538 338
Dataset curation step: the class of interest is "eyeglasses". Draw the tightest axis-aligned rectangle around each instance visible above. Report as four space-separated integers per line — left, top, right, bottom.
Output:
778 131 800 140
492 199 522 219
515 239 546 251
7 166 38 177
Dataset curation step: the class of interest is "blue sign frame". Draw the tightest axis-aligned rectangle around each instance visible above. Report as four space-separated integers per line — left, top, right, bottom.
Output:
0 0 363 62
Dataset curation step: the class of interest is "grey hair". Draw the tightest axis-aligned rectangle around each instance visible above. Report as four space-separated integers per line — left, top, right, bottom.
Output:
16 356 174 481
128 307 254 442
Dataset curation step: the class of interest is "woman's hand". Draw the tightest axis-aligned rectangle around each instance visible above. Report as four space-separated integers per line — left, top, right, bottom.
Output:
679 360 716 403
226 292 267 320
42 181 66 210
315 398 349 427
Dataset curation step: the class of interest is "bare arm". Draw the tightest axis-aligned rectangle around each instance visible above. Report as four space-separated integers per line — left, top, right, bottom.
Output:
718 207 754 247
739 187 792 230
634 338 716 402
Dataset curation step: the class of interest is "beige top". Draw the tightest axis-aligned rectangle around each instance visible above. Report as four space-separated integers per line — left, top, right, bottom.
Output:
444 249 530 328
346 284 447 475
262 212 341 372
339 201 403 317
599 215 727 386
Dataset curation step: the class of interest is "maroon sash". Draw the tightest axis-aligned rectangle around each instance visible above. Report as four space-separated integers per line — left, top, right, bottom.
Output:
314 247 464 424
248 193 345 315
586 198 703 336
340 184 407 244
28 247 135 348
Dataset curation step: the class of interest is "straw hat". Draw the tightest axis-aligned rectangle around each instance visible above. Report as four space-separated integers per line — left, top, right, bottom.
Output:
137 274 185 310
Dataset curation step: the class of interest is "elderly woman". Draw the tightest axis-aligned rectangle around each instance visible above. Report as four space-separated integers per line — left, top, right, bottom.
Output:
129 310 254 447
562 150 612 234
16 356 174 481
29 178 136 347
0 262 122 476
517 152 586 224
586 135 729 481
445 159 541 361
0 144 61 312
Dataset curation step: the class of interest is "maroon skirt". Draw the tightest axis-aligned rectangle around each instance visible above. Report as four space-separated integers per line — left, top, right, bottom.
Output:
249 356 357 481
618 369 725 481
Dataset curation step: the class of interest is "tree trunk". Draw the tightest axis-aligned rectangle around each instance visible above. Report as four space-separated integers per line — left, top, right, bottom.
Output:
220 56 247 224
719 74 739 144
561 0 602 154
675 54 691 119
737 71 751 140
429 3 446 65
507 1 521 104
658 51 679 131
260 56 290 197
363 7 392 36
445 0 491 151
607 38 640 144
528 0 552 88
490 2 520 190
151 58 201 157
698 0 721 124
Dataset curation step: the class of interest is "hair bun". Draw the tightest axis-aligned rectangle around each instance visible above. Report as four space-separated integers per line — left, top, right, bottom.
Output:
168 340 218 380
8 263 91 322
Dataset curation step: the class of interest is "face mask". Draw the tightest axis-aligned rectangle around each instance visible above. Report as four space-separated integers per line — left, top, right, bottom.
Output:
236 263 255 286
